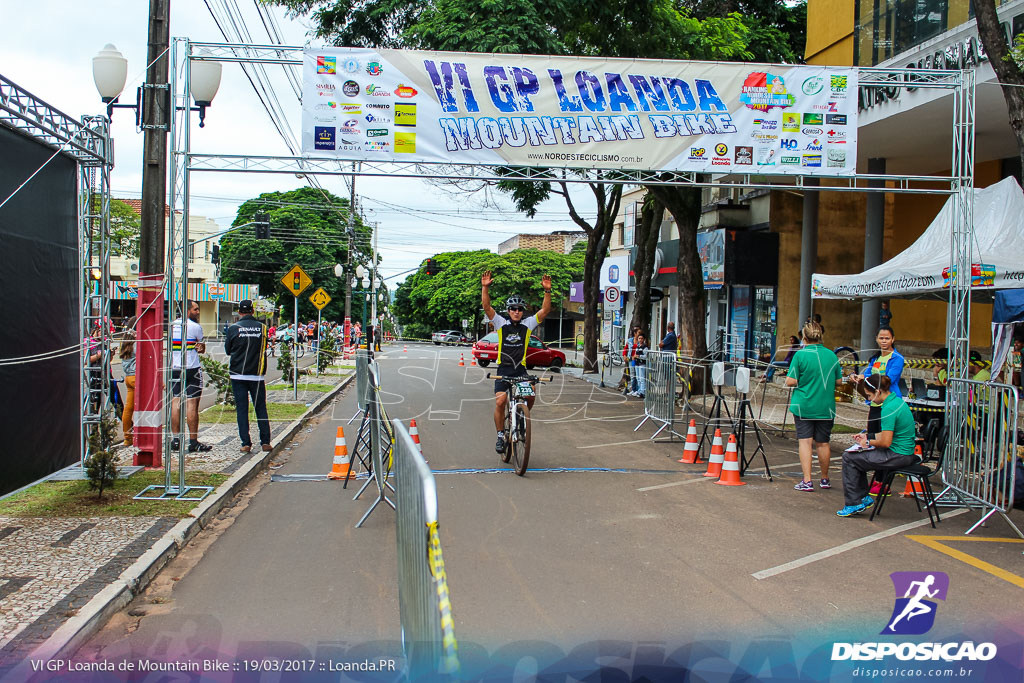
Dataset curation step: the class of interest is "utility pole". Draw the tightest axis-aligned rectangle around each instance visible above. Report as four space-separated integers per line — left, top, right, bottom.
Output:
344 163 355 347
134 0 170 468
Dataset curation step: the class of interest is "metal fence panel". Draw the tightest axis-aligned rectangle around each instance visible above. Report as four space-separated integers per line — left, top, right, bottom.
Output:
941 378 1021 537
355 348 370 411
634 351 679 439
393 419 459 679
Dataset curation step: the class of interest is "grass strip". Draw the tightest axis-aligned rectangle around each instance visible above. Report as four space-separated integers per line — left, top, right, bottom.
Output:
265 382 335 392
201 402 309 423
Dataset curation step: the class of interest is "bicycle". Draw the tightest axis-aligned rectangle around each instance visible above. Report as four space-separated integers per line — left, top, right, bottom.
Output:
486 372 552 476
602 345 624 368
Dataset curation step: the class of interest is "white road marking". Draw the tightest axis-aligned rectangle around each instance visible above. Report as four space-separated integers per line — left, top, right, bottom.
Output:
577 439 652 449
636 477 713 492
751 508 970 580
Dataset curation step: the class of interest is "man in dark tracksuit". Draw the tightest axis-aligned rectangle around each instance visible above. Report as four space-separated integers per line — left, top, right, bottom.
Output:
225 300 272 453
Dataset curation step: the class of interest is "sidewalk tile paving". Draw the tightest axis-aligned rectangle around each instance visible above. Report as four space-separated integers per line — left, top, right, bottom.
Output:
0 368 351 673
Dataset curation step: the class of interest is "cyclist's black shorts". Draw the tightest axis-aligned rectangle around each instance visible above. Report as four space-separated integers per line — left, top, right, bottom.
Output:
494 367 526 394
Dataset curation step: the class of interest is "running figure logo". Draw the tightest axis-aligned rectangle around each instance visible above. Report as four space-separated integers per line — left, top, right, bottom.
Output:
881 571 949 635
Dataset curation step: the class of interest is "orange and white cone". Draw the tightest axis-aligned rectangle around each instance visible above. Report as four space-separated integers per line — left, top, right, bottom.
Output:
458 354 465 367
327 426 353 479
470 356 477 366
403 344 408 352
703 429 726 478
715 434 745 486
678 419 703 464
410 419 422 453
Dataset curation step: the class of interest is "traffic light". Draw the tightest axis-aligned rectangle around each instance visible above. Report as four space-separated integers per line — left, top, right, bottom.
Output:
254 211 270 239
211 244 220 264
425 258 439 275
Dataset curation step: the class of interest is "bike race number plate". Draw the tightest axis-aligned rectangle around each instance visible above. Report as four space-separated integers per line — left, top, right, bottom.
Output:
513 382 535 397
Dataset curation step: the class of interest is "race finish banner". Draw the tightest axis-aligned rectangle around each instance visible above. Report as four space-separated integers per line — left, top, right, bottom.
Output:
302 49 858 175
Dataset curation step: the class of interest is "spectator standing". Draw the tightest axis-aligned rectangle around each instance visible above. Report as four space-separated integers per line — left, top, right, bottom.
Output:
630 332 650 398
374 324 382 352
786 322 842 492
170 300 211 453
813 313 826 340
763 335 801 383
969 350 991 382
622 326 638 395
878 300 893 328
837 374 918 517
851 325 905 442
659 322 678 352
119 320 137 446
224 300 272 453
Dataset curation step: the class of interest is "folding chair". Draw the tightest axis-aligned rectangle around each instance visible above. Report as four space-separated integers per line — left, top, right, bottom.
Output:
869 428 947 528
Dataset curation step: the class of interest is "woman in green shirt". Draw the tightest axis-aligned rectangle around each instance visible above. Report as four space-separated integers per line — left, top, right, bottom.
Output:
786 321 842 492
837 374 919 517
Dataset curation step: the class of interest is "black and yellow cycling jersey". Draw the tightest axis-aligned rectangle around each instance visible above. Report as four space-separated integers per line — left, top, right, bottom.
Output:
497 321 532 374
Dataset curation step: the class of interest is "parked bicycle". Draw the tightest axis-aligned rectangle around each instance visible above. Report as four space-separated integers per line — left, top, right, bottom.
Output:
486 372 551 476
602 344 624 368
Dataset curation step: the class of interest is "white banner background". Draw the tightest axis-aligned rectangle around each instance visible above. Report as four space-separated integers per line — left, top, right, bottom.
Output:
302 49 858 175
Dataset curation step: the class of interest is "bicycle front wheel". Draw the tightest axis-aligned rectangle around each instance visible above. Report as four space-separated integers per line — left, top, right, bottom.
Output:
511 404 531 476
296 345 305 359
500 402 512 463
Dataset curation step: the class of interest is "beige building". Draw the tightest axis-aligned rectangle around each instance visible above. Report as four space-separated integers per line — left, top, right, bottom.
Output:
497 231 587 255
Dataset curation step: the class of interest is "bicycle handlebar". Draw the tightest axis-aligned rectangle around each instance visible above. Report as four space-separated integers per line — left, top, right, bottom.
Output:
485 372 554 383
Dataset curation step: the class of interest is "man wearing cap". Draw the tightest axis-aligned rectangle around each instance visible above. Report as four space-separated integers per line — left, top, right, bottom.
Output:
224 300 272 453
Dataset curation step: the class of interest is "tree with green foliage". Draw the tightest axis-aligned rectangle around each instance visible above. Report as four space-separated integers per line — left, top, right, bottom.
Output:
85 411 120 500
219 187 374 322
393 247 584 337
93 197 142 257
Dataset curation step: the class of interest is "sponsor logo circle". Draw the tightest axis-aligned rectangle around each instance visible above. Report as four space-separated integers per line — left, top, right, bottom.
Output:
802 77 824 95
714 143 728 156
342 80 360 97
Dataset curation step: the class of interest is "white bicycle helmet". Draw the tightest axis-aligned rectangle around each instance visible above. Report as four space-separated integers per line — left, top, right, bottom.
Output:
505 295 526 310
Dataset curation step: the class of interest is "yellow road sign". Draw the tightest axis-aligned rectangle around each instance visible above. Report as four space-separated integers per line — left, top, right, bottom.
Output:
309 287 332 310
281 264 312 297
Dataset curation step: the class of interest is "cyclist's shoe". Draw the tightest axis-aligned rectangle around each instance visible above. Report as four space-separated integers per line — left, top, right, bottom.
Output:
494 432 506 454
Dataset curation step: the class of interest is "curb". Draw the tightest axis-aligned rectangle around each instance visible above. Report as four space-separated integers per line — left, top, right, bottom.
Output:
12 373 355 671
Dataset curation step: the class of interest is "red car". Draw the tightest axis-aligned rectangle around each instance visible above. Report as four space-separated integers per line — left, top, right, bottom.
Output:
472 332 566 369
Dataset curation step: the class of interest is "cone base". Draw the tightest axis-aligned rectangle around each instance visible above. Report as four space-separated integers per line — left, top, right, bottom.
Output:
327 468 352 479
703 469 722 478
715 478 746 486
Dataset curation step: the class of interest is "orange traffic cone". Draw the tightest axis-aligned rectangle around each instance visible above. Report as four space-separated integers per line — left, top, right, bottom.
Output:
678 419 703 464
902 445 925 496
409 419 422 453
459 354 465 367
327 426 353 479
470 356 477 366
403 344 408 352
703 429 726 478
715 435 745 486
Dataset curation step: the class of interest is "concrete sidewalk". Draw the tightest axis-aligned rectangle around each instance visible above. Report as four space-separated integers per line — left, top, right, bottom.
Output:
0 364 355 677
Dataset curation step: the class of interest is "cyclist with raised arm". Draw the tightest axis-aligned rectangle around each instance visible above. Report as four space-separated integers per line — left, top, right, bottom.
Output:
481 270 552 453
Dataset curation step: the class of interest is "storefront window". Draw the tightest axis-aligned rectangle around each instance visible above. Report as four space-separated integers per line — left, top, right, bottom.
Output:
854 0 971 66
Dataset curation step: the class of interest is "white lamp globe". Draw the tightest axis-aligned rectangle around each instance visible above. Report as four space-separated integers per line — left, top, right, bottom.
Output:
92 44 128 102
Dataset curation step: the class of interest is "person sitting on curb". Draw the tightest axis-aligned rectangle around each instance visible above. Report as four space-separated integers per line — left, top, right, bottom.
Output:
836 373 918 517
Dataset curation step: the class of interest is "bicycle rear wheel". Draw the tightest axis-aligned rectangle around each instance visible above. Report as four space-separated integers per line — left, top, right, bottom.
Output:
511 404 531 476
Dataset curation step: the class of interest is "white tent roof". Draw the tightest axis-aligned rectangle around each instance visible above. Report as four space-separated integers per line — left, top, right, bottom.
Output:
812 176 1024 300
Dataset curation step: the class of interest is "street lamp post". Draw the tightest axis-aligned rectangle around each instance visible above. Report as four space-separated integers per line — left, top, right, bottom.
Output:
92 37 221 468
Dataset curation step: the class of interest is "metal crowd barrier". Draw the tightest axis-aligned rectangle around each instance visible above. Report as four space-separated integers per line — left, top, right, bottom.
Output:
348 348 370 424
634 351 682 440
393 418 459 679
940 377 1020 537
355 360 395 527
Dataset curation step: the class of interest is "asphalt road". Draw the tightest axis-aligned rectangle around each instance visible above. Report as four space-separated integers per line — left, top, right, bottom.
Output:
79 342 1024 678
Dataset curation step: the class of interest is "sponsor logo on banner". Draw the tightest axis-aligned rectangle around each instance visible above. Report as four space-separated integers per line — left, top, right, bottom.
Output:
339 142 363 152
734 146 753 164
340 104 361 113
341 57 361 74
801 76 824 95
801 154 822 167
802 113 824 125
314 126 336 150
395 83 418 98
365 140 391 151
828 148 847 162
317 56 336 74
826 114 848 125
688 147 707 160
782 112 800 132
830 74 848 94
366 102 390 110
780 138 799 150
805 139 823 151
751 132 778 144
827 152 846 167
827 129 847 143
781 155 800 165
760 119 778 130
810 103 830 110
314 102 337 111
395 131 416 153
365 113 392 124
313 114 336 124
757 148 777 165
739 71 796 111
831 572 998 665
366 128 389 137
395 103 417 127
365 84 391 97
365 61 383 76
711 156 730 166
340 118 361 134
802 127 822 136
342 80 360 97
316 83 336 96
714 143 728 156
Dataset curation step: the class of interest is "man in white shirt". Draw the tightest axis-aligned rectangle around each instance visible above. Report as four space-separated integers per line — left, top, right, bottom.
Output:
170 300 210 452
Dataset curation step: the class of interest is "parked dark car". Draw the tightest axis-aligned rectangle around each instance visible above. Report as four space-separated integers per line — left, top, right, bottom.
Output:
472 332 565 369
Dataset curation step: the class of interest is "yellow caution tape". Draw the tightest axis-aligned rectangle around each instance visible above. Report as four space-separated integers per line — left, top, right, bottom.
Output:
427 521 460 675
838 357 990 369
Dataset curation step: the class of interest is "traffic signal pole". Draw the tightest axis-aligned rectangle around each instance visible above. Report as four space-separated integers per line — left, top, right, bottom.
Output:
133 0 170 468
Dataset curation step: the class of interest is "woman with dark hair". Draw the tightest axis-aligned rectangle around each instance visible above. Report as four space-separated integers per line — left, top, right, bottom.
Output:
763 335 801 383
849 325 906 450
837 373 918 517
119 317 137 445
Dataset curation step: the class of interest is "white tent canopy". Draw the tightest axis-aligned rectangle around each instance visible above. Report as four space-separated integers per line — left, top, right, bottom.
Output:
812 176 1024 300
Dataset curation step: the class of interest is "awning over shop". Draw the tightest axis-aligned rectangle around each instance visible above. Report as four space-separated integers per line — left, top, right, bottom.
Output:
110 280 259 302
812 176 1024 300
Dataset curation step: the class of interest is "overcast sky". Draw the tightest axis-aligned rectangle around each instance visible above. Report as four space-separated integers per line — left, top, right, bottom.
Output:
1 1 595 287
